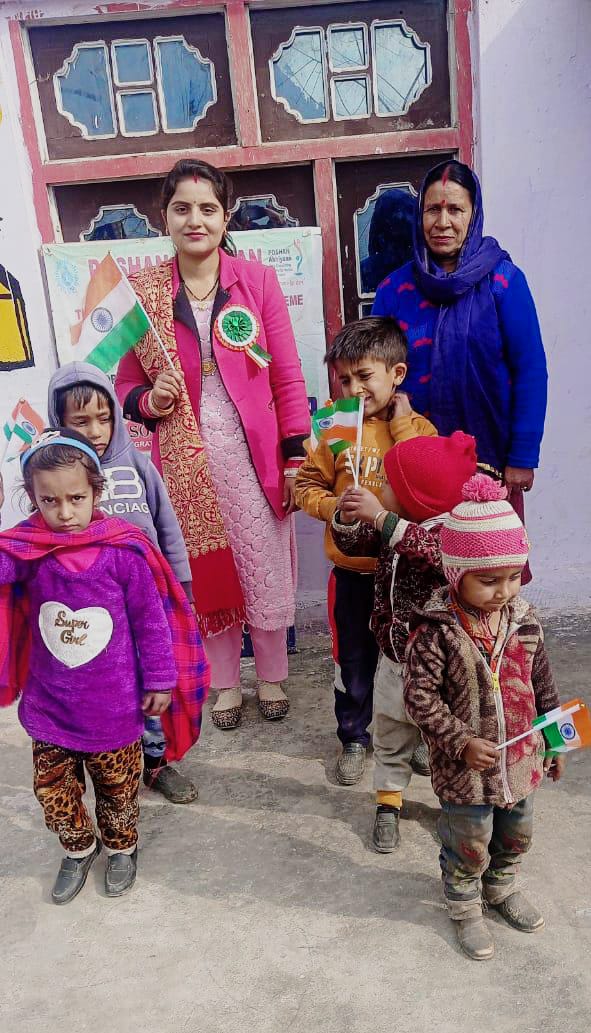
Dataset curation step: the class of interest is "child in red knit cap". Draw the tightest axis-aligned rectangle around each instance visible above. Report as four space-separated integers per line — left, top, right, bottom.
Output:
403 474 564 961
332 431 477 852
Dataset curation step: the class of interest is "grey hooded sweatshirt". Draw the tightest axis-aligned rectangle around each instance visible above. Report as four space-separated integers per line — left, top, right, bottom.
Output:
47 362 192 597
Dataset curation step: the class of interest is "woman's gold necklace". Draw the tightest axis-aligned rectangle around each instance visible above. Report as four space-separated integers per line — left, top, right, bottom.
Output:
184 277 219 309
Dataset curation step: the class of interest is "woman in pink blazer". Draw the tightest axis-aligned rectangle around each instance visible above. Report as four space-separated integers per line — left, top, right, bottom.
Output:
116 159 310 730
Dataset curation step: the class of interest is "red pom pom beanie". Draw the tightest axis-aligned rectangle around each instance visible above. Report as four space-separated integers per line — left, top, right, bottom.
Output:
441 473 530 587
383 430 477 524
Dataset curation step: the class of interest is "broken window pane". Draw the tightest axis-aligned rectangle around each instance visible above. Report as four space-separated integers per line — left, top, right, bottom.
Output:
328 25 367 70
333 76 369 119
81 205 160 241
373 21 431 116
228 194 299 231
270 29 327 122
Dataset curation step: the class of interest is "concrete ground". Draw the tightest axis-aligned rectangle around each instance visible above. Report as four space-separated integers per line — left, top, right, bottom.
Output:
0 619 590 1033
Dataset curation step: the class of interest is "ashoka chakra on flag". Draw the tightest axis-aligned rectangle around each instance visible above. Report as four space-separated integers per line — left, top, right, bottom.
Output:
91 307 114 334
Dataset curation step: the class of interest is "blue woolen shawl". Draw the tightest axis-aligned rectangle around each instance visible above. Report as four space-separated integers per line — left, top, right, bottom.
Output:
413 161 511 472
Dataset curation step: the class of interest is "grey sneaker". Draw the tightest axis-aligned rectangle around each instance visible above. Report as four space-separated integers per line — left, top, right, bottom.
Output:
455 916 495 960
410 741 430 776
52 838 101 905
144 764 198 804
488 891 545 933
371 805 400 853
105 848 137 897
335 743 366 785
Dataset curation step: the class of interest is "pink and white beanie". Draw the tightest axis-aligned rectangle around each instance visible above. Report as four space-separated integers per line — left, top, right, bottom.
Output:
440 473 530 588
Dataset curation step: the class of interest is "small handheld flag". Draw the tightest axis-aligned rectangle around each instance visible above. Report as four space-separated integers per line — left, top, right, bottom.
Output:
1 399 45 467
311 397 362 455
70 253 152 373
496 698 591 753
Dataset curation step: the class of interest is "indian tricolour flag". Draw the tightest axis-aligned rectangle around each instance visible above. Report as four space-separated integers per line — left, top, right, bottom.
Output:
70 253 150 373
533 699 591 752
311 397 362 455
1 398 45 467
497 697 591 753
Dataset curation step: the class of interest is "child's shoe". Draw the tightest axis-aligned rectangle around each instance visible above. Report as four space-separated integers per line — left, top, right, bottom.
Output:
52 838 101 905
487 891 545 933
371 805 400 852
144 762 197 804
105 848 137 897
335 743 366 785
410 741 430 776
257 680 289 721
455 917 495 961
211 687 242 729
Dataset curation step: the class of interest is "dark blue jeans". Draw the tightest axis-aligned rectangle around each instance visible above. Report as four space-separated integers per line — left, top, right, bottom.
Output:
438 795 535 919
329 567 379 748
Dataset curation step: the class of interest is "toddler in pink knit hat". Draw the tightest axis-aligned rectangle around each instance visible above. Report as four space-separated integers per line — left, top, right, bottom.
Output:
404 474 565 962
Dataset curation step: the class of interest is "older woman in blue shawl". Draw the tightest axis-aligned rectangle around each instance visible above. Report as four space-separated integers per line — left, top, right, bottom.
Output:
372 160 547 561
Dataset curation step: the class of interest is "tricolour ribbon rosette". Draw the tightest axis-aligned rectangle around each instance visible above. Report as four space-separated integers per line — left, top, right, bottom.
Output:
213 304 272 369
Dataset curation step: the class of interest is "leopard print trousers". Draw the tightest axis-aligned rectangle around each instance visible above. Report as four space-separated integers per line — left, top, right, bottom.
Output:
32 739 142 854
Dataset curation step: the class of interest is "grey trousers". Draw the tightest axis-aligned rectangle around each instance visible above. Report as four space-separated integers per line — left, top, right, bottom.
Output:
373 653 421 792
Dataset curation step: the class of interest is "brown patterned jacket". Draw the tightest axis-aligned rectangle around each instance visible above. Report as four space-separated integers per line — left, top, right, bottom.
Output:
331 515 445 663
404 589 560 806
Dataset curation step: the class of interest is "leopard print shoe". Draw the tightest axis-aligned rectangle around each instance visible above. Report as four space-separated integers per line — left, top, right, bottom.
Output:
211 687 242 729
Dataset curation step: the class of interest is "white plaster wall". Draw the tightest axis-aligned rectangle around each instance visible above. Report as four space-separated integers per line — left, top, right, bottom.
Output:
0 18 56 527
475 0 591 610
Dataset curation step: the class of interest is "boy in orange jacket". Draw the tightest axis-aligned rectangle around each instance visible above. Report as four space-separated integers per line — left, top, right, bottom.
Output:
295 317 436 784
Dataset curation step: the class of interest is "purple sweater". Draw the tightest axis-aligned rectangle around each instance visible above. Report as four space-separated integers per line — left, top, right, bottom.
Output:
0 545 177 752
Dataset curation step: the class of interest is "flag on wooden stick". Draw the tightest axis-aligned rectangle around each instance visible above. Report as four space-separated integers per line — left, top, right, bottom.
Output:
496 698 591 753
1 399 44 467
70 253 150 373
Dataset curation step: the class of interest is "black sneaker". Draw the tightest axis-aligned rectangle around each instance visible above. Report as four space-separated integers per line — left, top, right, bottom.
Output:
335 743 366 785
371 805 401 853
410 741 430 776
144 763 198 804
51 838 101 905
105 848 138 897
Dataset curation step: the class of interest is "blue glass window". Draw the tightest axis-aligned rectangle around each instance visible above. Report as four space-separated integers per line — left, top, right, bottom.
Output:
228 194 298 232
155 37 216 132
355 183 417 297
332 77 369 119
54 43 115 139
117 91 158 135
328 25 367 70
372 21 431 116
82 205 160 241
270 29 327 122
112 41 152 85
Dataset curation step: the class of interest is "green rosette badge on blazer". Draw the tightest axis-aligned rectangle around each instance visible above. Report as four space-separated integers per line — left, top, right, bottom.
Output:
213 304 272 369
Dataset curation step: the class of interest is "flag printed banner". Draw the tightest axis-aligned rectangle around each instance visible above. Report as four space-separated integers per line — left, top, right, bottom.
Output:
70 253 150 373
1 399 45 466
310 397 361 455
533 698 591 753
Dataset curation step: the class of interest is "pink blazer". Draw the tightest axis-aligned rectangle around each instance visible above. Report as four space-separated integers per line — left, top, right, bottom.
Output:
115 249 311 519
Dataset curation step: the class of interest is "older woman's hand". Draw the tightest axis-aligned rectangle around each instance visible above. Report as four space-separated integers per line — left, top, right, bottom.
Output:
151 370 183 412
504 466 534 493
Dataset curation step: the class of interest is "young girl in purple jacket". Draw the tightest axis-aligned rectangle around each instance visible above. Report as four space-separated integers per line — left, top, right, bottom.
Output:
0 429 187 904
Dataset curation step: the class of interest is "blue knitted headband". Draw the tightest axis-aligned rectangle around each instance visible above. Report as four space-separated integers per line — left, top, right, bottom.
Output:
20 430 102 472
